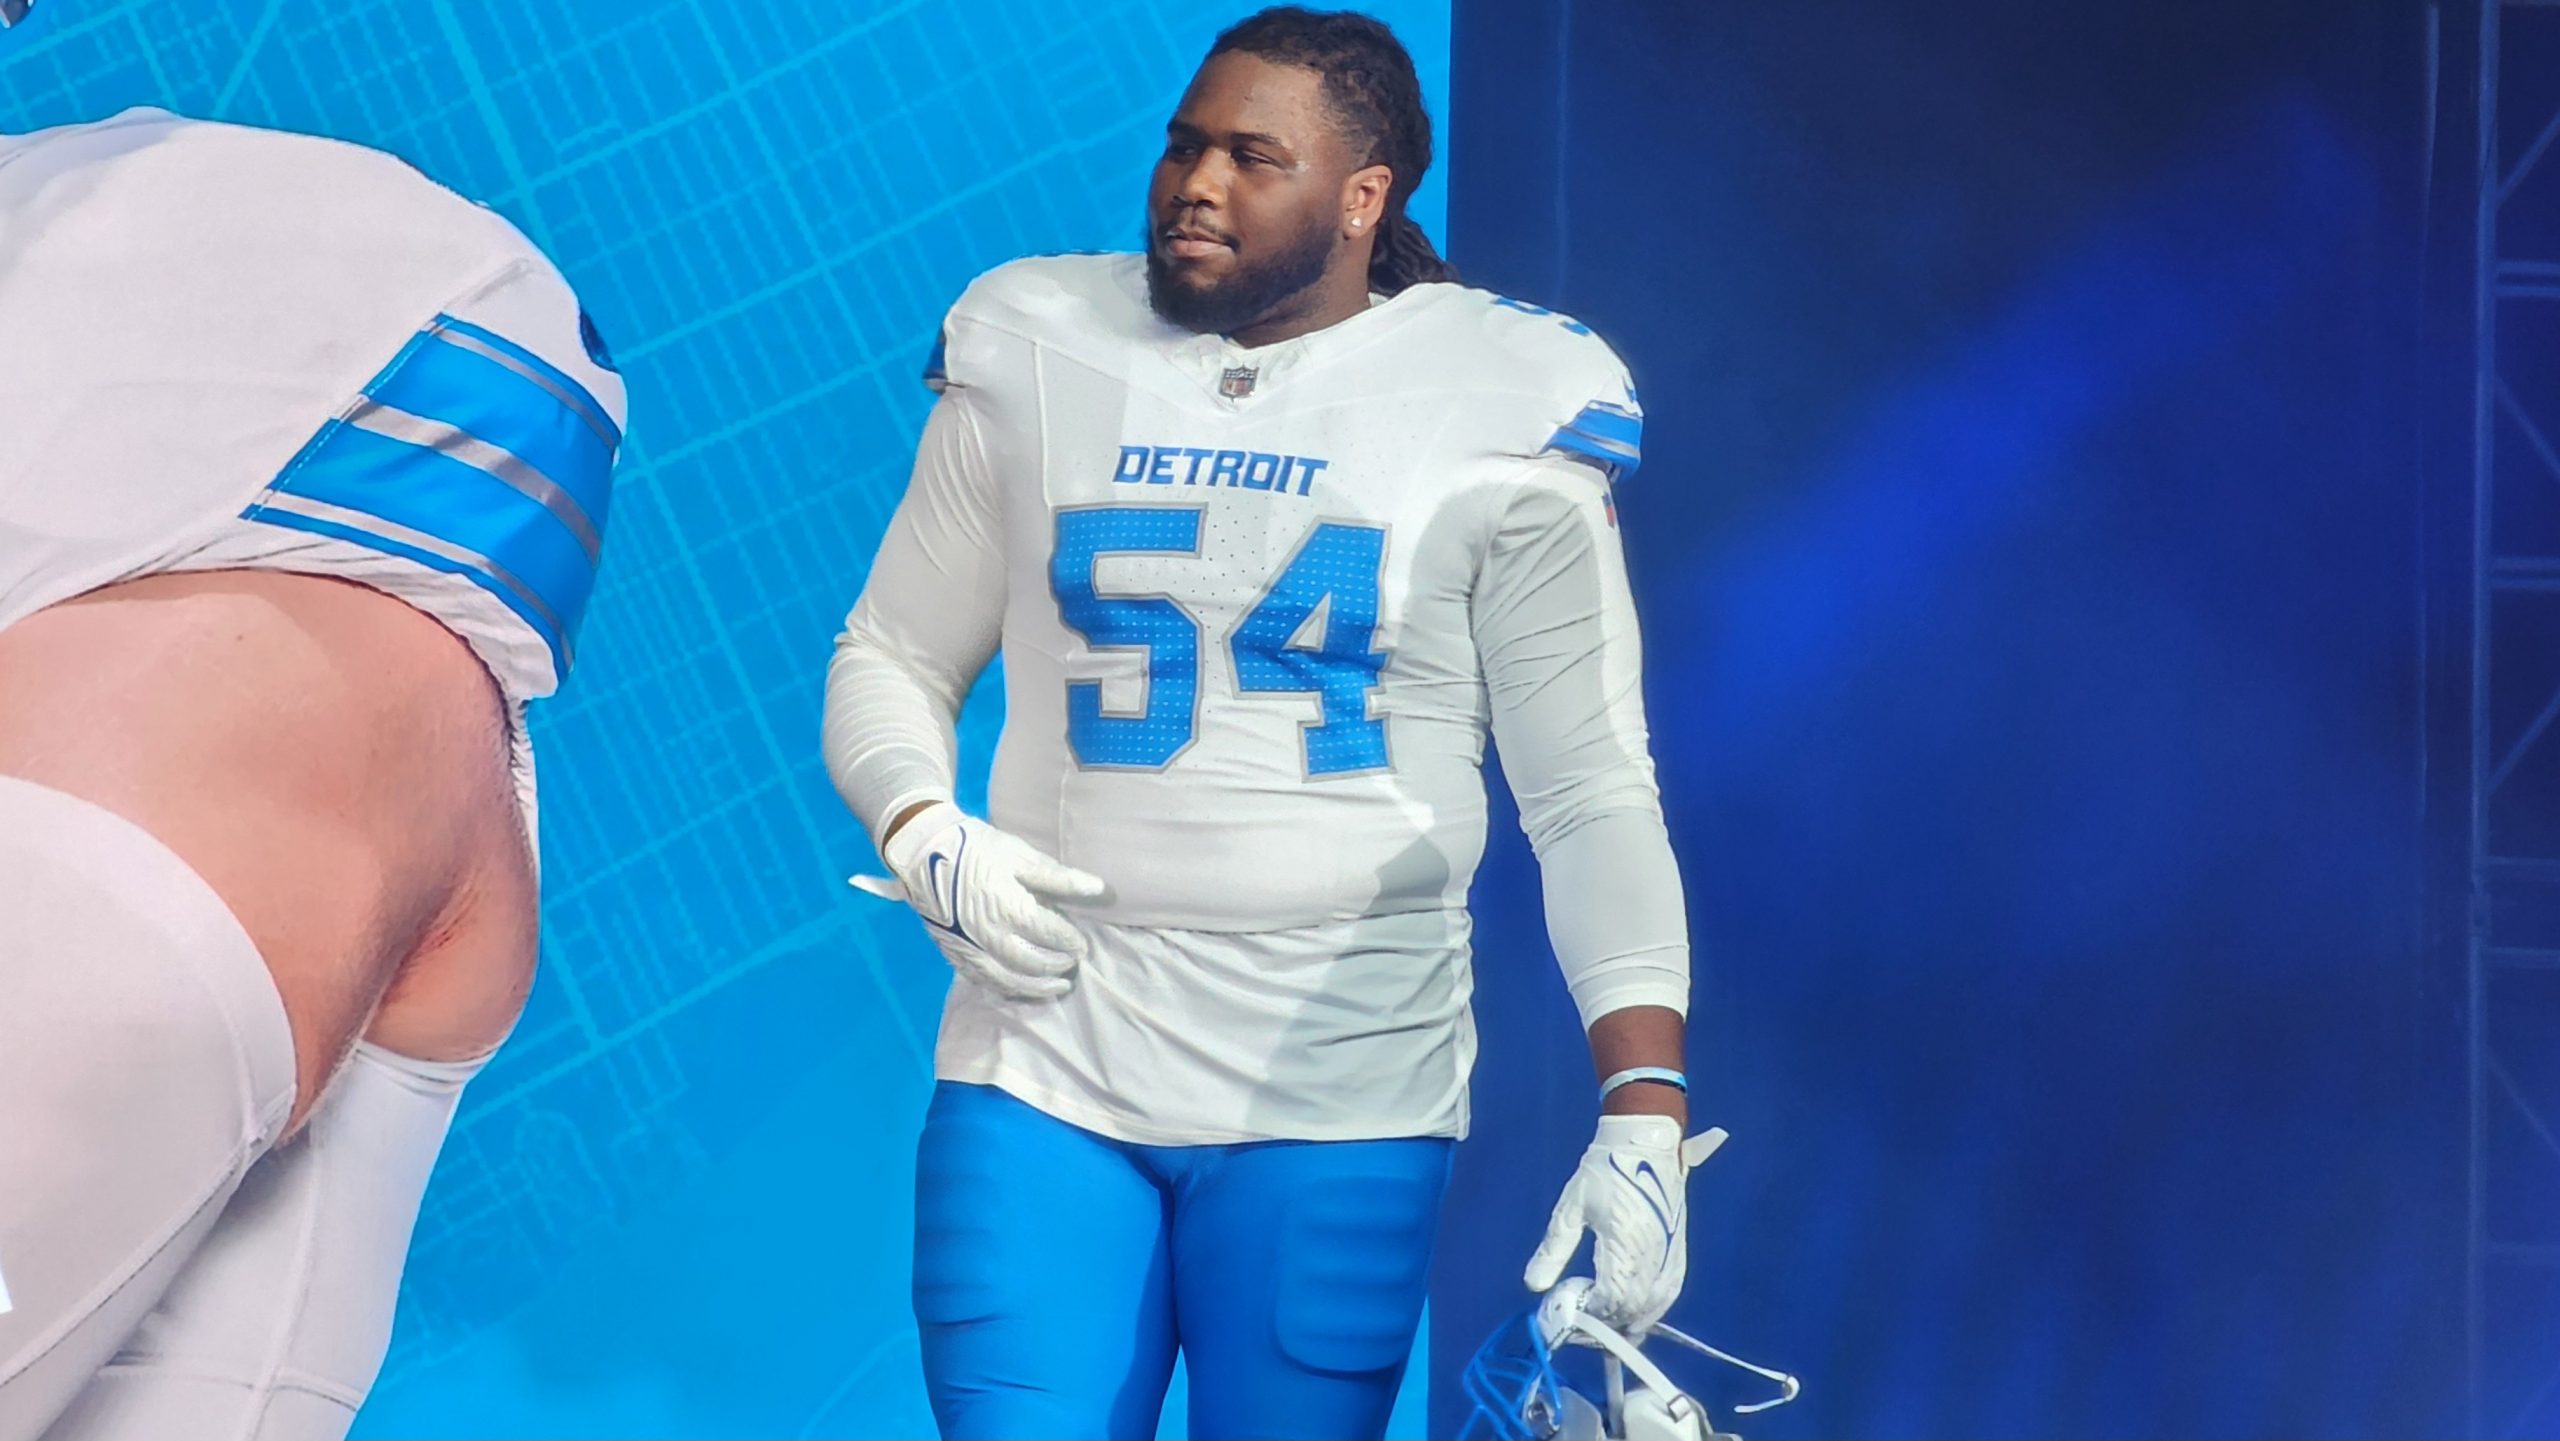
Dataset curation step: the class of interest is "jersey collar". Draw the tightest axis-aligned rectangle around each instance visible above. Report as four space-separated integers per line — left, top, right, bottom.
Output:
1161 286 1429 406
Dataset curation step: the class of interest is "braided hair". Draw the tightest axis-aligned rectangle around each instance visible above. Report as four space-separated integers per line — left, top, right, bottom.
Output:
1207 6 1461 295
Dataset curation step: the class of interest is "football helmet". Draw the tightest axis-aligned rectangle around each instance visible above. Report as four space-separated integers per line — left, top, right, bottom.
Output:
1457 1277 1800 1441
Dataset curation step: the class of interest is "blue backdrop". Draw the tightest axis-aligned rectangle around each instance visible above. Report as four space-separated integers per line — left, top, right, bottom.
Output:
1438 3 2467 1438
6 2 2502 1438
0 2 1445 1436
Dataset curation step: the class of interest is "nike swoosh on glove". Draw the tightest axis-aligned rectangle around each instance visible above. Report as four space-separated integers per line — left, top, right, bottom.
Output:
848 800 1108 1001
1524 1115 1729 1334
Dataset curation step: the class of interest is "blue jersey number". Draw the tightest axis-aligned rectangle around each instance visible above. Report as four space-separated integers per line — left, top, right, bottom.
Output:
1231 523 1390 773
1051 508 1390 775
1051 507 1204 769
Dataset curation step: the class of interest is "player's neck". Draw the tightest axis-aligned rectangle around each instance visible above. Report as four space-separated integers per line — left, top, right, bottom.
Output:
1226 265 1374 349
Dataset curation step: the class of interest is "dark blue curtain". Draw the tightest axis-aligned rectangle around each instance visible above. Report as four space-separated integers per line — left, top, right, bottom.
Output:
1434 3 2468 1436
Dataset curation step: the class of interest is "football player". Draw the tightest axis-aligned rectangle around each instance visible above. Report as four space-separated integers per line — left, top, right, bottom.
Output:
824 9 1705 1437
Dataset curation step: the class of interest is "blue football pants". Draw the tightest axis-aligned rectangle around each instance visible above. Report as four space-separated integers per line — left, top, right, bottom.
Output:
913 1082 1454 1441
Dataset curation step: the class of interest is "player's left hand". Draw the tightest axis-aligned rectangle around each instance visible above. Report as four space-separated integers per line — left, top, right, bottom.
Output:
1524 1116 1729 1333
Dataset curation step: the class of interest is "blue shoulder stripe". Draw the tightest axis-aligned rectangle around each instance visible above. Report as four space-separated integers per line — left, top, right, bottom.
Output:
924 332 949 392
429 316 621 452
1547 400 1643 478
243 314 619 674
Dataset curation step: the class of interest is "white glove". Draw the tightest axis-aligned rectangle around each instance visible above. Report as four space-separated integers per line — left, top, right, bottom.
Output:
848 801 1108 1001
1524 1115 1728 1334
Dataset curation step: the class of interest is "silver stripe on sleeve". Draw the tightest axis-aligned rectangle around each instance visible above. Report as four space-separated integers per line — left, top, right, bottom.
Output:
426 321 621 453
344 400 604 564
250 490 575 667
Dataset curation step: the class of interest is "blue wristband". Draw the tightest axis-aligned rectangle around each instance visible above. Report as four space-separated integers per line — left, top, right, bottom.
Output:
1599 1066 1687 1102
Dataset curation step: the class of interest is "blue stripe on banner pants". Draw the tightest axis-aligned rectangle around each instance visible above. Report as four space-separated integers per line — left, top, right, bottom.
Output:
913 1081 1454 1441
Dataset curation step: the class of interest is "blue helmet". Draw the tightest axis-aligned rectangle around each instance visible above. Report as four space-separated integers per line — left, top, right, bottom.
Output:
1456 1278 1801 1441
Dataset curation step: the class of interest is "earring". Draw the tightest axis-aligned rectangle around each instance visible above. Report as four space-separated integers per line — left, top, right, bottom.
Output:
1352 217 1365 229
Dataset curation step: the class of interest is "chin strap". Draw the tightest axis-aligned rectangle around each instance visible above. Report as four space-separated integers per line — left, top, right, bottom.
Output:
1641 1322 1802 1416
1545 1290 1803 1428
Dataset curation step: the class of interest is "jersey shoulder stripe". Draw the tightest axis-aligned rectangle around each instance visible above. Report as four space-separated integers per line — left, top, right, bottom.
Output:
245 311 617 672
1412 286 1644 478
1548 397 1643 479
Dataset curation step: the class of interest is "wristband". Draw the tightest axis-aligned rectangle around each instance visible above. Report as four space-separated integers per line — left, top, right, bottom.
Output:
1599 1066 1687 1102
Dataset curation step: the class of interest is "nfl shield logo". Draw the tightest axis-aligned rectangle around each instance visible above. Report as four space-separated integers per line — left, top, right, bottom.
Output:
1219 366 1259 399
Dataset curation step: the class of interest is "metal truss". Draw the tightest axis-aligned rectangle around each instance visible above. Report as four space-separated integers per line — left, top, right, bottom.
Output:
2471 2 2560 1434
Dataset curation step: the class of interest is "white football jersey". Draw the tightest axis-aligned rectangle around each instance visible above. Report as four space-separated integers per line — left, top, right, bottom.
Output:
831 253 1683 1143
0 111 625 736
948 253 1644 931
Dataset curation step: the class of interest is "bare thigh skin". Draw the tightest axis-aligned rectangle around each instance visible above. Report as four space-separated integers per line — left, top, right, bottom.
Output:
0 569 538 1132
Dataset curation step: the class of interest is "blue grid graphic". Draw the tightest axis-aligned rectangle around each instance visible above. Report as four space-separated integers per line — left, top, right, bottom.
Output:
0 1 1447 1435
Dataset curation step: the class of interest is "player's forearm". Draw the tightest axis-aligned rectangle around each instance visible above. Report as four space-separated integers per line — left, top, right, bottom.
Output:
820 622 965 847
1536 805 1691 1019
1540 804 1693 1127
823 388 1008 849
1589 1005 1689 1126
1475 461 1696 1103
879 798 941 849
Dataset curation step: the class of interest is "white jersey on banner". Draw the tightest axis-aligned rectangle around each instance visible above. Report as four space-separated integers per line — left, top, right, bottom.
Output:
0 109 627 835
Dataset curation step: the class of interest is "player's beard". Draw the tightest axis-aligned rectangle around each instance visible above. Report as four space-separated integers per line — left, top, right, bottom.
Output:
1144 214 1336 338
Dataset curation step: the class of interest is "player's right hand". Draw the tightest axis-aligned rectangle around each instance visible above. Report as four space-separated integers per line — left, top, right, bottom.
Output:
849 800 1108 1001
